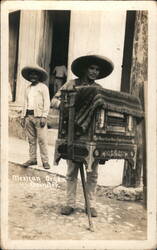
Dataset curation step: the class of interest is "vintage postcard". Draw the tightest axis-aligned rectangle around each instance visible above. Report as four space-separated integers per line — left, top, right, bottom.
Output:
1 1 157 249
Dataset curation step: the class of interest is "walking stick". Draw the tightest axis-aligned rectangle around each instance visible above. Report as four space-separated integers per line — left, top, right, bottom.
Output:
65 90 94 232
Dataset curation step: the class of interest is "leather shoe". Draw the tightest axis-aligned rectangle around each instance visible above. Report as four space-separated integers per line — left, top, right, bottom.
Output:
61 206 74 215
85 207 97 217
23 160 37 168
43 162 50 169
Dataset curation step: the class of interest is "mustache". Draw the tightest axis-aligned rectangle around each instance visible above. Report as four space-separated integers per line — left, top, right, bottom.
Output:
89 74 97 77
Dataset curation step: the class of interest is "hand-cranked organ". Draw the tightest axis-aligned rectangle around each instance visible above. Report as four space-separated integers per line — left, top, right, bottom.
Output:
54 85 144 172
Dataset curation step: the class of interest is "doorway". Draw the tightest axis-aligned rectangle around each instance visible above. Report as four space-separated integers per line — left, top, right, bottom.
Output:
49 10 71 99
9 11 20 101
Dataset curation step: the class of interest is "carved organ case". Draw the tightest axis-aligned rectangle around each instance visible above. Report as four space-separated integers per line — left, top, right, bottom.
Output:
54 85 144 172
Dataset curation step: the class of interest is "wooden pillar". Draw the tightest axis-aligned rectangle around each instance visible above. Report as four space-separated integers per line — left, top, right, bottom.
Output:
121 11 136 93
15 10 53 105
122 11 148 189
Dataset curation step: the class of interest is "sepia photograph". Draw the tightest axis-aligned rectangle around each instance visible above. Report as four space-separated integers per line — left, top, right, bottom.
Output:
1 1 157 249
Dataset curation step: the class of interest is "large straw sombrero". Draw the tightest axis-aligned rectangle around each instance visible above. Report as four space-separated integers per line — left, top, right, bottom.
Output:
71 55 114 79
21 65 48 82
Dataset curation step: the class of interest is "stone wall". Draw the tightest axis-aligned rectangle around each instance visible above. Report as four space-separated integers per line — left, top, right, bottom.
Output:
9 103 59 140
97 185 143 201
9 104 26 139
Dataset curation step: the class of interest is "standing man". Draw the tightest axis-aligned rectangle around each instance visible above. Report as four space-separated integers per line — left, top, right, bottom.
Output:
52 64 67 95
51 55 114 216
21 65 51 169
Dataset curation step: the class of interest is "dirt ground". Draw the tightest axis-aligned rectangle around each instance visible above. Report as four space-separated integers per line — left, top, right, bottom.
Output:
8 162 147 240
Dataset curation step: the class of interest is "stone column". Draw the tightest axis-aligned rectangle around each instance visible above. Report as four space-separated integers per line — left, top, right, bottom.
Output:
15 10 53 105
38 11 53 82
68 11 126 91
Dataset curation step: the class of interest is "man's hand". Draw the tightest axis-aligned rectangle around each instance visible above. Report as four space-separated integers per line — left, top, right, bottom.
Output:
50 98 61 109
20 117 25 128
40 117 47 128
61 81 76 92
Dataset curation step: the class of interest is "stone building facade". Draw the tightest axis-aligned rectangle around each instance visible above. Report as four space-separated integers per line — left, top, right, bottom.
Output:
8 9 147 188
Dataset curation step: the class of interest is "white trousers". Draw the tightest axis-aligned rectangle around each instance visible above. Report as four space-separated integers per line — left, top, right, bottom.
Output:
25 115 49 163
54 78 64 95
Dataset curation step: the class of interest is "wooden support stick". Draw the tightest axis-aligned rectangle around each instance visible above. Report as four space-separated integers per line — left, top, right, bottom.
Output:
79 163 94 232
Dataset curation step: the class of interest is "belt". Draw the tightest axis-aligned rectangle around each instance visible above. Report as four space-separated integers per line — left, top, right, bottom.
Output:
26 109 34 115
55 76 64 79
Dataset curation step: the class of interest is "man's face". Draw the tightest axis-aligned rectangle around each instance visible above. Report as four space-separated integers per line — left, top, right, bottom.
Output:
29 71 39 84
85 64 100 81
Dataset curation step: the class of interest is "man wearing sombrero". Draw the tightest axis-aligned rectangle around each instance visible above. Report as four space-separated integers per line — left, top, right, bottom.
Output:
21 65 50 169
51 55 114 216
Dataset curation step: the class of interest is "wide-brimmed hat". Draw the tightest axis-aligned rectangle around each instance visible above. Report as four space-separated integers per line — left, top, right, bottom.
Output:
21 65 48 82
71 55 114 79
